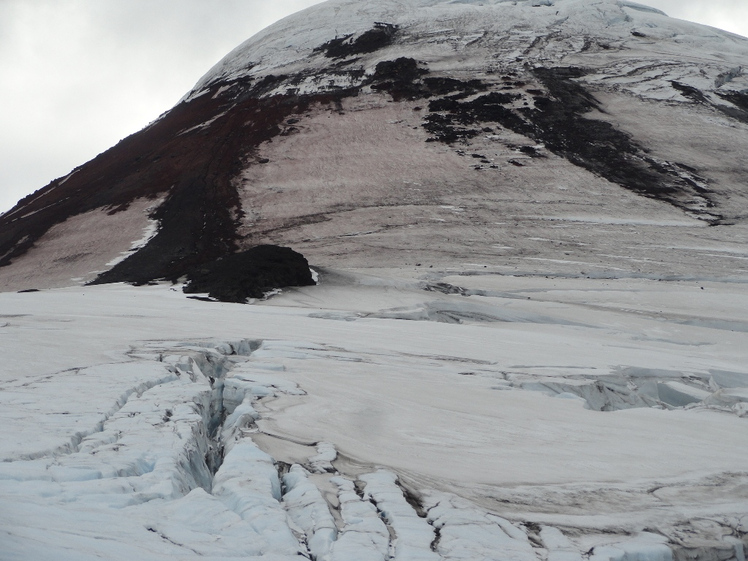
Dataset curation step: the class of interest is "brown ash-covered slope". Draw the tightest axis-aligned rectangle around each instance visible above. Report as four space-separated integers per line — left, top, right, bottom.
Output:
0 81 327 287
2 0 748 291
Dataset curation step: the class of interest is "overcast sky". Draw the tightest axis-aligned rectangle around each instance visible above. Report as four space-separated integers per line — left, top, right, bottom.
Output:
1 0 746 214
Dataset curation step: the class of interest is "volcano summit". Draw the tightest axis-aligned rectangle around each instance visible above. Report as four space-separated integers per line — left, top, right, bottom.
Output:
1 1 748 560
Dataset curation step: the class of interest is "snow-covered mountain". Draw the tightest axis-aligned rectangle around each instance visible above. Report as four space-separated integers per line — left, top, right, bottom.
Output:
2 0 748 288
1 0 748 559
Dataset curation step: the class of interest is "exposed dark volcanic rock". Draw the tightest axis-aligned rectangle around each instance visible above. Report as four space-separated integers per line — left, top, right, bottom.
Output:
719 91 748 112
0 83 260 276
91 89 359 284
422 68 720 220
182 244 315 303
0 80 344 285
671 80 710 104
530 69 719 219
318 22 398 59
671 81 748 124
422 77 487 97
369 57 429 101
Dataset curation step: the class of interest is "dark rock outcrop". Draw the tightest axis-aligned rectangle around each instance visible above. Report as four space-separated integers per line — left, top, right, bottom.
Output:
421 67 721 221
1 0 746 289
182 245 315 303
317 23 398 59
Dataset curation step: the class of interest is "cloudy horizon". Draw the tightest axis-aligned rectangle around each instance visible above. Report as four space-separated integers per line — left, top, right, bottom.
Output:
1 0 746 214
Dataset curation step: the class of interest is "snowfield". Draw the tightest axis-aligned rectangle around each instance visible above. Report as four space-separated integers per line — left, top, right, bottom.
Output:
1 269 746 560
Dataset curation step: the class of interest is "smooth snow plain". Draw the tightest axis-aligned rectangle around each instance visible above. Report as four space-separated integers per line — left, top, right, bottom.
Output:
1 267 746 560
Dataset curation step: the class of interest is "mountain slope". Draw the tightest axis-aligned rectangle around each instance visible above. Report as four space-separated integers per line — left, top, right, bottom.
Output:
1 0 748 290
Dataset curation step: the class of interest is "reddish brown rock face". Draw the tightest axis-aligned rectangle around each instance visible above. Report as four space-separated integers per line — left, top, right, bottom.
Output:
0 77 352 285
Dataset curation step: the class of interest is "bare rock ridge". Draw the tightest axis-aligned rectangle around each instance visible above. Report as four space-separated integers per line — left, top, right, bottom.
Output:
1 0 748 290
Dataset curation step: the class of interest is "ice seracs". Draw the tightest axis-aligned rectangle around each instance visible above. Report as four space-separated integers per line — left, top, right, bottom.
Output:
1 277 747 559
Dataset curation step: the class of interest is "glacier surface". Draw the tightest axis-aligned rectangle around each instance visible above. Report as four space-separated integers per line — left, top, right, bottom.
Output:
0 270 746 560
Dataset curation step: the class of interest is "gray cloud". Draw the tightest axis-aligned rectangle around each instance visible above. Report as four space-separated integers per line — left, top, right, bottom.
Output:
0 0 745 213
647 0 748 37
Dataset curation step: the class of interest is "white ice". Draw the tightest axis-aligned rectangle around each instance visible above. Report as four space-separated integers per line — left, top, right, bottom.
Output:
0 273 746 559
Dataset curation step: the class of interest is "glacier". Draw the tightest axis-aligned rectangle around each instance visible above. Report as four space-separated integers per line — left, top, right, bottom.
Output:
0 271 746 559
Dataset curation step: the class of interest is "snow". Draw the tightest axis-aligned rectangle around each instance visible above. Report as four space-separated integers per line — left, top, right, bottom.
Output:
587 533 673 561
0 270 746 558
330 476 390 561
104 212 160 268
211 439 301 555
425 492 537 560
360 470 439 560
308 441 338 473
283 465 337 559
0 197 162 291
7 0 748 293
186 0 748 105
